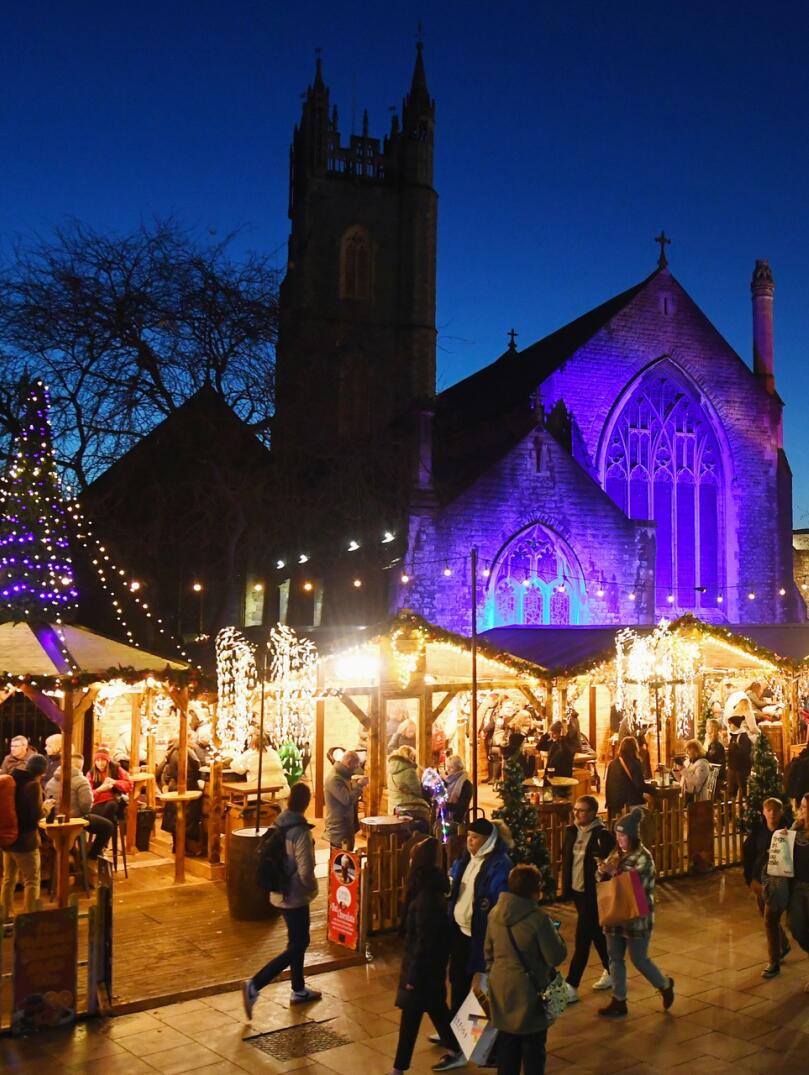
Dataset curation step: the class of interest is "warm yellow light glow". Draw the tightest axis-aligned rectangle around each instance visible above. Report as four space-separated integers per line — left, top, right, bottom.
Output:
253 583 264 592
353 578 362 588
129 580 141 592
401 572 410 584
192 581 203 592
303 581 313 592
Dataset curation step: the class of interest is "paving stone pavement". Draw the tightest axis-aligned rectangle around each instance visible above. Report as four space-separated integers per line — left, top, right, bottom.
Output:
3 866 809 1073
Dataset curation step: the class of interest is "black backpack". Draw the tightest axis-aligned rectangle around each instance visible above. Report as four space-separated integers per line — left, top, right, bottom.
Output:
256 824 304 893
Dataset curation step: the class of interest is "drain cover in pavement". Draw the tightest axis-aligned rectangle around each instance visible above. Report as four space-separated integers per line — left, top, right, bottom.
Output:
245 1020 351 1059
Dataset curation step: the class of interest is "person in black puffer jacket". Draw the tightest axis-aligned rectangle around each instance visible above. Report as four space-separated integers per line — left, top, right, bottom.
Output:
605 737 653 818
389 836 460 1075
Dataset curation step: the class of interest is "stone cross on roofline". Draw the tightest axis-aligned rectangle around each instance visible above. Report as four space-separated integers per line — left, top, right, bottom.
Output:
655 230 671 269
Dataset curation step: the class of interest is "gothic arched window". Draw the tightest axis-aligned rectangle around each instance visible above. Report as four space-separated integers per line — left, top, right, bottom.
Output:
485 523 587 628
602 365 723 613
340 226 372 301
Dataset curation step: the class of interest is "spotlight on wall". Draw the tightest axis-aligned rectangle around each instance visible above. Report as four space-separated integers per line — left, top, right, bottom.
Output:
276 559 286 570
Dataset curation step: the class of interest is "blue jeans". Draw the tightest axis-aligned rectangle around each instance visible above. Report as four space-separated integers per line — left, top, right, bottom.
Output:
606 932 668 1001
252 905 310 993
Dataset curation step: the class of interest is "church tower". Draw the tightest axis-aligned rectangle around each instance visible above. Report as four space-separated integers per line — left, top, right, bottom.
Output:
273 47 438 468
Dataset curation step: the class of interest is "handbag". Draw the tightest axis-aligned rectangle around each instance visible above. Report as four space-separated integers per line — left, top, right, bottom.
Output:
767 830 796 878
596 869 650 927
505 922 567 1024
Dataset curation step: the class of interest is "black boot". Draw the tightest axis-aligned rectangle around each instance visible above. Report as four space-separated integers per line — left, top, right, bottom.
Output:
598 996 628 1018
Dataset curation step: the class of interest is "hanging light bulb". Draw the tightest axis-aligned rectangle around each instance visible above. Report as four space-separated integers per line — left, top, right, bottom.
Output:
666 594 675 604
779 586 786 596
482 566 491 578
400 572 410 584
352 578 362 588
442 565 452 577
717 594 724 604
303 580 313 592
628 591 636 601
748 591 756 601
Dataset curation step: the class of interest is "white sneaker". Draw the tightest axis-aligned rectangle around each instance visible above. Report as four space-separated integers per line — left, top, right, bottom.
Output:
592 970 613 991
564 981 579 1004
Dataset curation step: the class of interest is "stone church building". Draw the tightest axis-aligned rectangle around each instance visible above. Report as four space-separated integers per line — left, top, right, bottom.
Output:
270 48 801 635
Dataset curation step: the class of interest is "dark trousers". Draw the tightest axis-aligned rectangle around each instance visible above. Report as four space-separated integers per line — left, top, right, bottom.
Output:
449 921 473 1017
393 997 459 1071
726 768 749 800
566 890 609 987
252 905 310 993
496 1029 547 1075
751 880 789 963
86 814 115 859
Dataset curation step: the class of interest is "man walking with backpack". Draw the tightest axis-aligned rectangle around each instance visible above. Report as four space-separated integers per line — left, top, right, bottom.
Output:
242 782 321 1019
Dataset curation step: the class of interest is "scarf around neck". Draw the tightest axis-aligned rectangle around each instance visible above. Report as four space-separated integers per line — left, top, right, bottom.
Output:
445 767 469 803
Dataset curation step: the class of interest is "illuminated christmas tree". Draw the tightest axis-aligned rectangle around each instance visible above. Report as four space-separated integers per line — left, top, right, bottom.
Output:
0 380 78 622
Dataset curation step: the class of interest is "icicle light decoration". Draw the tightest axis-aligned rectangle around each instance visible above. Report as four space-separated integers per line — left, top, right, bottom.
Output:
215 627 257 757
267 624 317 752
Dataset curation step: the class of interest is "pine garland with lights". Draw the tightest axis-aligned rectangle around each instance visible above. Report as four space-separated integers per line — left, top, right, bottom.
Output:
493 755 555 899
741 731 792 833
0 380 78 622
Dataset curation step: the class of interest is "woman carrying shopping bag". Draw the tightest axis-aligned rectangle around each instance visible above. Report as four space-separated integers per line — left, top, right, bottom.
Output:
596 807 674 1018
484 864 567 1075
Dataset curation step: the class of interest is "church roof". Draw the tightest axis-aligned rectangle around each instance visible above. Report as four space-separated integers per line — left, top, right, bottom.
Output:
432 269 659 496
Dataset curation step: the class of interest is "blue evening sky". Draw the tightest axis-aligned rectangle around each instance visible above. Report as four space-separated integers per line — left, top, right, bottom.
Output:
3 2 808 516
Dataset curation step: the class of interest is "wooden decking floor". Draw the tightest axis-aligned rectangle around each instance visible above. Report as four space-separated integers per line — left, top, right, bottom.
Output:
109 844 360 1011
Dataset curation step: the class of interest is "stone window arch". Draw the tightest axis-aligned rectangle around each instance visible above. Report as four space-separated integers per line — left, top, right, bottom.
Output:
484 522 587 628
600 363 724 613
340 226 372 301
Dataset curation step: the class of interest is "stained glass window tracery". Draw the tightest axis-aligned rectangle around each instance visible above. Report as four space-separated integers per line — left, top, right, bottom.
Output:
485 523 586 627
602 365 723 612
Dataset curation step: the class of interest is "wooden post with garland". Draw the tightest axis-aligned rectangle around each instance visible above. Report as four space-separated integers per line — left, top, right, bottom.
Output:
314 663 326 818
207 696 223 865
127 693 141 852
59 686 74 821
369 684 382 816
144 689 156 808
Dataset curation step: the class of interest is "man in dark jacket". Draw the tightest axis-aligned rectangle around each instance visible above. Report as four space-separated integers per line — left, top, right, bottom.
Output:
0 736 36 775
538 722 575 779
562 796 616 1001
430 817 512 1071
785 746 809 810
0 754 54 918
742 797 791 978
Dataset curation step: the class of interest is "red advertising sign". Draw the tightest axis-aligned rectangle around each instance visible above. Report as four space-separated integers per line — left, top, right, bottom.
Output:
13 905 78 1034
327 848 362 951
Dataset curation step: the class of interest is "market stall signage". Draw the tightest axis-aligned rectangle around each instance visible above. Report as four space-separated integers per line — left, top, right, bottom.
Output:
327 847 362 951
13 905 78 1034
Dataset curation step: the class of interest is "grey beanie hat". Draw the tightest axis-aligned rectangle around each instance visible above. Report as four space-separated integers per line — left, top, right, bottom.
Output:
26 753 48 776
615 806 644 841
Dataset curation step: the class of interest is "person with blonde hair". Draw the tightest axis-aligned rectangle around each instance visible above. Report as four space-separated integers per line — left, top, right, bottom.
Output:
387 745 431 833
704 718 726 791
444 755 472 824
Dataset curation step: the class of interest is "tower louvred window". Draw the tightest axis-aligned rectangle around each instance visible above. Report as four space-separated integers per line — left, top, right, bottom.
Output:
340 227 372 300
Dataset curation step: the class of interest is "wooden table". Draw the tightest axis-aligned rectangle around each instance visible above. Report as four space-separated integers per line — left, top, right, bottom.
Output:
156 790 203 883
221 781 284 868
42 818 89 908
127 773 157 850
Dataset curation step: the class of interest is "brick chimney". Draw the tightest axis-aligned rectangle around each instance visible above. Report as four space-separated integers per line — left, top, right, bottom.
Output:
751 259 775 395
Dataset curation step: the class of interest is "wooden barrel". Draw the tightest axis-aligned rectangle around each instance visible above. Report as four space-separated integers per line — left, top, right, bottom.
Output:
226 827 278 921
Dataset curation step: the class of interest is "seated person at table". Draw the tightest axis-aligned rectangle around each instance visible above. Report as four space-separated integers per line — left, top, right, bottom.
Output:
565 710 583 754
231 734 290 798
538 721 575 779
87 751 133 825
444 755 473 824
158 738 204 851
111 722 146 769
605 737 654 817
44 734 62 785
0 735 36 775
46 753 115 882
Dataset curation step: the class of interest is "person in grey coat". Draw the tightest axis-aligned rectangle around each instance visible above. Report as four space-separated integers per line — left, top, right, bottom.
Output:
484 864 567 1075
324 751 368 851
45 753 114 871
242 782 322 1019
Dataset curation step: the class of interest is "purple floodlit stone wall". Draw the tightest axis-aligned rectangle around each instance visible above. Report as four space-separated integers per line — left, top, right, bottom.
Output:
394 429 654 636
393 270 799 633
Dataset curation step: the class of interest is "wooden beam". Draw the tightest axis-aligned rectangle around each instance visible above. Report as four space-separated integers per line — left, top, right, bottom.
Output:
314 666 326 818
518 684 545 711
207 698 222 865
18 685 64 729
60 689 74 820
430 689 460 723
175 686 189 884
338 693 371 728
416 688 431 770
589 684 597 748
368 687 382 815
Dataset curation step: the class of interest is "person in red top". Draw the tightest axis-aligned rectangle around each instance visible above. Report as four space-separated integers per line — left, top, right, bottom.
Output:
86 750 132 825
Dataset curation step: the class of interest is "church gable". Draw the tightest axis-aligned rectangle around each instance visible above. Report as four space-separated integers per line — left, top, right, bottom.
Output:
396 426 653 635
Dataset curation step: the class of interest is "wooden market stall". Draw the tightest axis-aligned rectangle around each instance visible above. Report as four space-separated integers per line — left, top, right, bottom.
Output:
0 620 191 902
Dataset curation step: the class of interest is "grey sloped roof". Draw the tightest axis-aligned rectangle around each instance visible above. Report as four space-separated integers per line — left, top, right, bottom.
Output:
432 271 658 497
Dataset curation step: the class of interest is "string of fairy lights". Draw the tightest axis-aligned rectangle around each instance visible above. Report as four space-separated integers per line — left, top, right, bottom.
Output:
67 499 197 668
267 529 805 608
